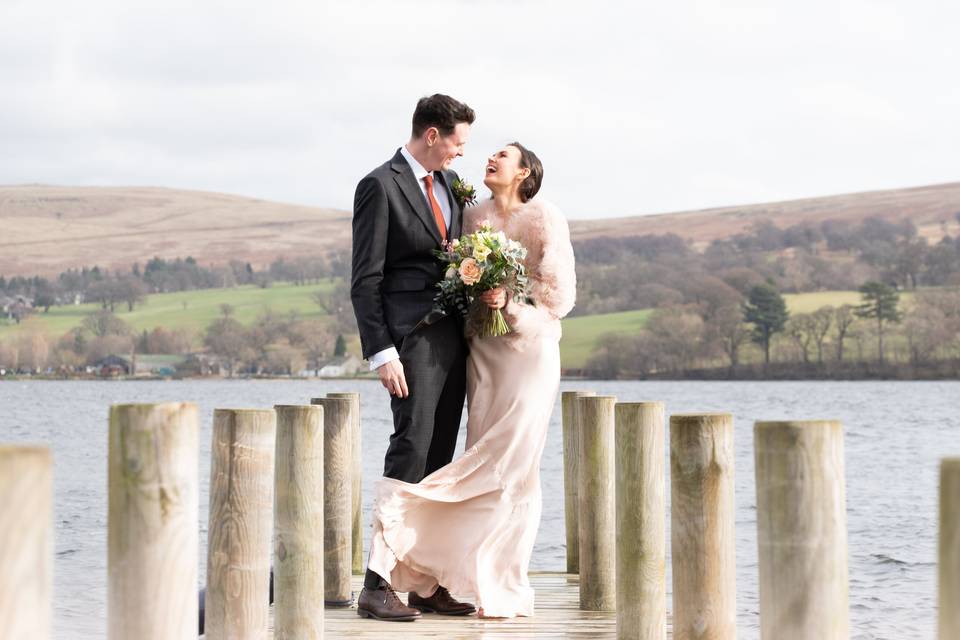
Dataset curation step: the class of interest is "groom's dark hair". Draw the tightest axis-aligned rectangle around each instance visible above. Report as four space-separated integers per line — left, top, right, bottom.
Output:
412 94 475 137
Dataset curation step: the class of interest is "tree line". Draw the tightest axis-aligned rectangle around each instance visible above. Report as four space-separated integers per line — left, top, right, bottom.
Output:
585 283 960 378
0 288 354 376
3 213 960 379
572 213 960 318
1 253 348 322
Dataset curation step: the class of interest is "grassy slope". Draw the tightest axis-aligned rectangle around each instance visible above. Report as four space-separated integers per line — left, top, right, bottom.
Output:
0 281 336 341
784 290 916 313
559 309 653 369
2 285 919 369
558 290 920 369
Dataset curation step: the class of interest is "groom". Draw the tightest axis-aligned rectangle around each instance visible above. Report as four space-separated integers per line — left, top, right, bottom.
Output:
351 94 477 621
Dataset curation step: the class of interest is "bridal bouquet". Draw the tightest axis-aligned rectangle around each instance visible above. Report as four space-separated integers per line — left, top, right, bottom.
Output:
433 220 530 337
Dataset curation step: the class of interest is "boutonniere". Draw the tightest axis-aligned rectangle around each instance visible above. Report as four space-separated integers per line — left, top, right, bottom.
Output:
451 178 478 208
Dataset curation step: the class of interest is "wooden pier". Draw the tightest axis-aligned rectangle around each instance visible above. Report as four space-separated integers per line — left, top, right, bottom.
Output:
2 390 957 638
244 574 617 639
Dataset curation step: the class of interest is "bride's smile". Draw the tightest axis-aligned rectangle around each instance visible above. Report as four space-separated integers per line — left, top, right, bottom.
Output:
483 146 529 191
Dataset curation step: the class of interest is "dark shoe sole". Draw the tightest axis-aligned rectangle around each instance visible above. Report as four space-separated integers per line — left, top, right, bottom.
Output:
356 607 420 622
410 604 477 616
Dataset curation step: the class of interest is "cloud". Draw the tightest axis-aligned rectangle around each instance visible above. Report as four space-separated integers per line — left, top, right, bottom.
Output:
1 0 958 218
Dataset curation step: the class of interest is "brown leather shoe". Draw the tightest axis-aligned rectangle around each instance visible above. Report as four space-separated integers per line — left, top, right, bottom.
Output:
357 584 422 622
408 586 477 616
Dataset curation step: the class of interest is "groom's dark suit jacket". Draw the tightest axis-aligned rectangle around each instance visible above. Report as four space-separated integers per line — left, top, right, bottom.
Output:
350 148 467 485
351 149 464 357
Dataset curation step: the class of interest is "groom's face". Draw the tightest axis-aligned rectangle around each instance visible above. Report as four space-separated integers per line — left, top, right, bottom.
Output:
426 122 471 171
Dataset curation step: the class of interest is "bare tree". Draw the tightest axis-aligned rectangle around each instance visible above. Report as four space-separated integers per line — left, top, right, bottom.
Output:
833 305 857 362
204 316 248 377
16 330 50 372
313 280 356 334
0 340 18 370
713 305 750 369
786 313 816 364
646 307 707 372
82 310 132 338
117 276 147 312
810 307 834 363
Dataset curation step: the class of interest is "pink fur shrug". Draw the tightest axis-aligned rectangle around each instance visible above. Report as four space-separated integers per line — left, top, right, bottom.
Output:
463 197 577 348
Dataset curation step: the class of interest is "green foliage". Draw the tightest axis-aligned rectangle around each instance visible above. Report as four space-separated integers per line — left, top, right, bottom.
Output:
0 281 337 341
855 281 903 323
743 284 789 363
855 281 903 364
559 309 653 369
334 334 347 357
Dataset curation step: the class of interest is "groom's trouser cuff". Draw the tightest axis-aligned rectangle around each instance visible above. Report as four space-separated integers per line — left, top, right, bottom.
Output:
364 568 383 590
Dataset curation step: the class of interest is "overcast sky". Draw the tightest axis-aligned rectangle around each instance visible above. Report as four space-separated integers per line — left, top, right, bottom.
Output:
2 0 958 219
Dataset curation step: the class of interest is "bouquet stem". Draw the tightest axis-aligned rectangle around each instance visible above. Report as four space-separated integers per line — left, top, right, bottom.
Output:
481 308 512 337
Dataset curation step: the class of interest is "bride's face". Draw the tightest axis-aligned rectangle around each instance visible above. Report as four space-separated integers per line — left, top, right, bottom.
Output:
483 145 530 193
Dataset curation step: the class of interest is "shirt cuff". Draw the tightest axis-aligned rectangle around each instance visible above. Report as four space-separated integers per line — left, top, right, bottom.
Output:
368 346 399 371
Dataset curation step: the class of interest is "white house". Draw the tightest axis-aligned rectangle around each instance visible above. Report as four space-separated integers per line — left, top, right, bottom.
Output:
313 355 363 378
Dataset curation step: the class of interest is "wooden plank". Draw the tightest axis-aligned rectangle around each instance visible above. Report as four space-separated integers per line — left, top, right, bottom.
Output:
319 574 617 638
202 574 624 639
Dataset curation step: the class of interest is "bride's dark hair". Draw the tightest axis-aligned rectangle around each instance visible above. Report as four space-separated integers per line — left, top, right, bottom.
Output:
508 142 543 202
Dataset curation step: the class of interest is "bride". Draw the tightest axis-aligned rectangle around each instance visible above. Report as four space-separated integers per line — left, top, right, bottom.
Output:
365 141 577 618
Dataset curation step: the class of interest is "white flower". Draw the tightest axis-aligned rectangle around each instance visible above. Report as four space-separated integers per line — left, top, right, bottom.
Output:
445 266 457 280
473 243 491 262
450 238 460 248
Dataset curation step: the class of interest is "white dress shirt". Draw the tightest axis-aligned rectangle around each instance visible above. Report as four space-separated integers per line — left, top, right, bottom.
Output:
368 145 452 371
399 144 452 230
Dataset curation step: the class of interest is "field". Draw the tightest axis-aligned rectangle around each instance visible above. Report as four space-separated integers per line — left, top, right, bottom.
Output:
784 290 917 313
559 309 653 369
2 284 918 369
0 281 336 342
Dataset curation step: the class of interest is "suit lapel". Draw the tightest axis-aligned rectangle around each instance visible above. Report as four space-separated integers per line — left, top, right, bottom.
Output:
436 171 462 240
390 150 443 245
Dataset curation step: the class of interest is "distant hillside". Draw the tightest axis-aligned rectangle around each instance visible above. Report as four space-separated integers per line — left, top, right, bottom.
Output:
568 181 960 249
2 181 959 277
0 185 349 277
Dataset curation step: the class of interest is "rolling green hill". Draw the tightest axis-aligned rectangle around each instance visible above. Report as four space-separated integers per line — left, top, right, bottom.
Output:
0 281 336 341
1 284 917 370
783 289 915 313
557 290 919 369
559 309 653 369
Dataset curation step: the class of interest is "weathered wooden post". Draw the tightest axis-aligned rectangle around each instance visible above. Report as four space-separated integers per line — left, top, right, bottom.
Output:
578 394 617 611
941 457 960 640
108 403 198 640
562 390 596 575
615 402 666 640
0 446 52 640
670 413 736 640
327 391 363 574
311 396 353 606
274 405 325 639
755 420 848 640
205 409 277 640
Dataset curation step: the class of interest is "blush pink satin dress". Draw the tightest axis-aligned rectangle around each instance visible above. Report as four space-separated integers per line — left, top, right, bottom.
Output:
366 198 577 617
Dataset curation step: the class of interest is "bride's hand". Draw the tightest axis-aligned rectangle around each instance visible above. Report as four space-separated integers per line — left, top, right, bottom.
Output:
480 287 506 310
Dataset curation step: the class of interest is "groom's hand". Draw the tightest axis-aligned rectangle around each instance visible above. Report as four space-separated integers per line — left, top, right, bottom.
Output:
377 359 409 398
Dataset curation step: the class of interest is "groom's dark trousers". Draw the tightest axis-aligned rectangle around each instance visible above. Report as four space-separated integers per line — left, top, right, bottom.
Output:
351 149 467 590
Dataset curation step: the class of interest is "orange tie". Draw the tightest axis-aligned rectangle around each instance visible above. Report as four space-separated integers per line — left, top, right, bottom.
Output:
423 174 447 242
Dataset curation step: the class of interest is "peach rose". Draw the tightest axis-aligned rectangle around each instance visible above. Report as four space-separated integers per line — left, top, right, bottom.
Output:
458 258 482 285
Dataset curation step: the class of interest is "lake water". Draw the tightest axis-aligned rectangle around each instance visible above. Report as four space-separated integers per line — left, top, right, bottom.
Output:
0 379 956 639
